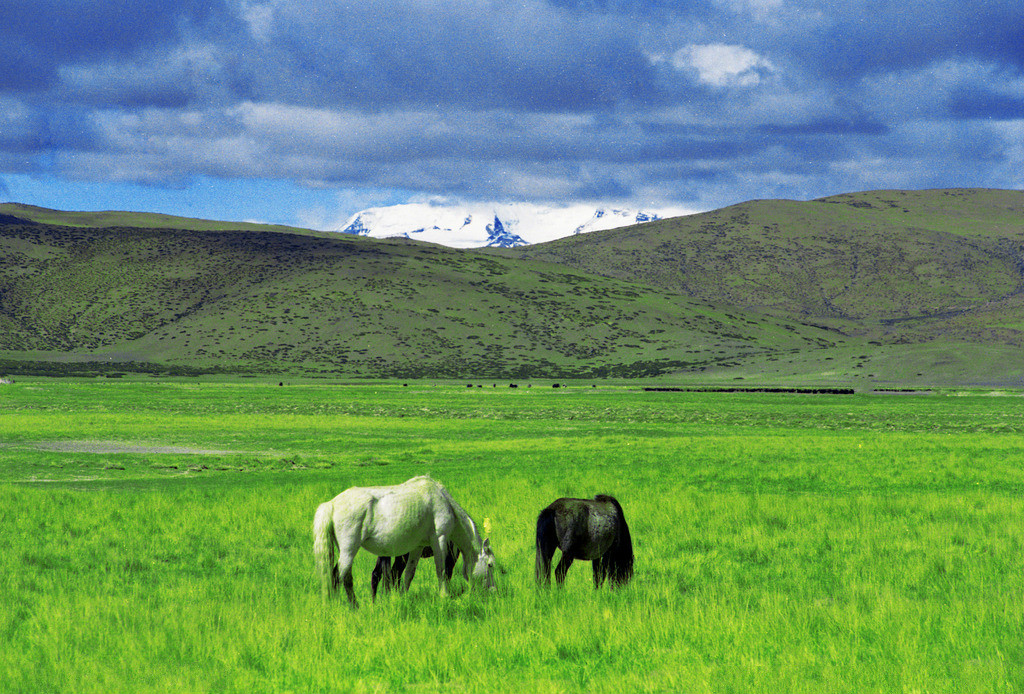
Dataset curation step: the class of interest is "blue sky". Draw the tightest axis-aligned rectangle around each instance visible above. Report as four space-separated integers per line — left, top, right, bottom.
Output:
2 0 1023 228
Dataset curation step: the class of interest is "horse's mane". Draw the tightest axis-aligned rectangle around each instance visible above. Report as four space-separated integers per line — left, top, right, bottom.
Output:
437 482 481 540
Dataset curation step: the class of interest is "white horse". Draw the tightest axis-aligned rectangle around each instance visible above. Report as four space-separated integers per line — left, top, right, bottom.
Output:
313 475 496 606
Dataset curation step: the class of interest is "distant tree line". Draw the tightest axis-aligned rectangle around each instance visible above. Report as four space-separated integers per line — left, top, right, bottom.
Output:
644 386 856 395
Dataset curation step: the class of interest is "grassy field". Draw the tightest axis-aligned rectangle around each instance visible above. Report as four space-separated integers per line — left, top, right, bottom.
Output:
2 380 1023 692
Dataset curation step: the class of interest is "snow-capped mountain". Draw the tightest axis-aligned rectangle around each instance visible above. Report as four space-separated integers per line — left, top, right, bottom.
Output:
338 202 678 249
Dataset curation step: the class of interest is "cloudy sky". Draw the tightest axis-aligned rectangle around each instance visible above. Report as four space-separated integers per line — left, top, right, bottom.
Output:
2 0 1023 228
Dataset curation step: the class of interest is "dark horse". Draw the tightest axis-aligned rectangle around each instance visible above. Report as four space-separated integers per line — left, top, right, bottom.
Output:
535 494 634 588
371 544 460 600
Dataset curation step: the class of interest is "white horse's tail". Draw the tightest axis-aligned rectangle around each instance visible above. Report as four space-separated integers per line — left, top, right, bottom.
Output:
313 501 337 601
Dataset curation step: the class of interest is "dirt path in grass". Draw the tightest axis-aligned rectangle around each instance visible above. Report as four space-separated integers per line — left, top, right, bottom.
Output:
26 441 240 455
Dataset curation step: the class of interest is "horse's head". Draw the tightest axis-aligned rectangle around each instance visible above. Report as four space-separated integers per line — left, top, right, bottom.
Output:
471 537 497 590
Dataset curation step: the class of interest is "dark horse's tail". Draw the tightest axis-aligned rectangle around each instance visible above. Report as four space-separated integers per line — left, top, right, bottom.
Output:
595 494 634 587
535 505 558 585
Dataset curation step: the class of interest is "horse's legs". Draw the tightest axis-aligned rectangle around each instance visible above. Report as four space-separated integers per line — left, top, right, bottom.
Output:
443 544 458 581
333 535 360 607
335 554 357 607
554 551 574 586
371 556 390 601
389 554 408 591
431 534 451 597
400 548 424 594
332 563 342 592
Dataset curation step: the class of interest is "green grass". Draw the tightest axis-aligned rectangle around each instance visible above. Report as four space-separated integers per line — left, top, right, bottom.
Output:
2 380 1024 692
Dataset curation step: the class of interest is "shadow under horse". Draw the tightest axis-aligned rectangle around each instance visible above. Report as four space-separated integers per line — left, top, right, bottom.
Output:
371 543 460 600
535 494 634 588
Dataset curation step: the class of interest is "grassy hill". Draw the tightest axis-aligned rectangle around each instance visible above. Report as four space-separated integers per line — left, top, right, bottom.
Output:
2 190 1023 386
497 189 1024 345
0 203 318 236
0 211 843 380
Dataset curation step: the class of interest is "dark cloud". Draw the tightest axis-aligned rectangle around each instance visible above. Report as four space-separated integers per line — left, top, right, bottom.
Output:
757 118 889 137
250 0 658 112
0 0 228 89
1 0 1023 213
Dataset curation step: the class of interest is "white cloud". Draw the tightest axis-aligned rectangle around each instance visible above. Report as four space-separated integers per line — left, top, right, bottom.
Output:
242 2 276 42
660 43 776 88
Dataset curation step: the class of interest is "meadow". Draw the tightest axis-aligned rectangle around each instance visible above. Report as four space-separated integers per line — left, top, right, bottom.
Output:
2 380 1023 692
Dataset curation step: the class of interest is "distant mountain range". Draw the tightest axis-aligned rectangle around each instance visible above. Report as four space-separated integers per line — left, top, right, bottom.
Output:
338 202 668 248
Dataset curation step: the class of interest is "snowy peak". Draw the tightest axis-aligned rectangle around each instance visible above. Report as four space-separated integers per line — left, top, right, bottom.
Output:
572 208 661 235
485 215 529 248
339 202 676 249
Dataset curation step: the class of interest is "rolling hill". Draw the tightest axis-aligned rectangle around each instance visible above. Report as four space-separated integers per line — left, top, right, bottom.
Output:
2 189 1023 386
497 189 1024 346
0 203 320 236
0 209 843 380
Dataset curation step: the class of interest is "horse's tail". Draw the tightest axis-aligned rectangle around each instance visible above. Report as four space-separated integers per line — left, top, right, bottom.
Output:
535 505 557 585
595 494 634 586
313 501 338 601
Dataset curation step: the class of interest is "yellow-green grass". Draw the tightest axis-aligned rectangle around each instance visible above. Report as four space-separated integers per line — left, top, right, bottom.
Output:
2 381 1023 692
